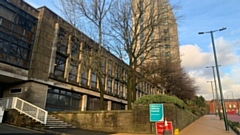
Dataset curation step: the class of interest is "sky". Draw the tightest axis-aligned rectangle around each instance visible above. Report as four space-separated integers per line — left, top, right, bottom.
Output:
24 0 240 100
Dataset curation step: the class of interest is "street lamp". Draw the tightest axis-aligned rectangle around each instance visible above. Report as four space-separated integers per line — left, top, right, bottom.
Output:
199 27 229 131
207 81 216 115
206 65 221 118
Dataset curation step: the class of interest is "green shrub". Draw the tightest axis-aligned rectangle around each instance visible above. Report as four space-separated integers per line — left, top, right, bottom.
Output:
228 120 240 134
134 94 187 108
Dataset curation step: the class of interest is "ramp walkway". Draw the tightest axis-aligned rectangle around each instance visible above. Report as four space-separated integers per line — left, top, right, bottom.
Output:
110 115 236 135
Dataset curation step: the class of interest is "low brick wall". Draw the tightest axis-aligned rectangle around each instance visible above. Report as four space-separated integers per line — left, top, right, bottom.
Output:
51 104 198 134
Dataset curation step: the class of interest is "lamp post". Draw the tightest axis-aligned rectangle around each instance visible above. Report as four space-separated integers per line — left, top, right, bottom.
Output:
206 65 221 118
207 81 216 115
199 27 229 131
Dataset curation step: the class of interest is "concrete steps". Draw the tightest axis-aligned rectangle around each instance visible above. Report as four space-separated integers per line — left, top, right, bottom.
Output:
46 115 76 129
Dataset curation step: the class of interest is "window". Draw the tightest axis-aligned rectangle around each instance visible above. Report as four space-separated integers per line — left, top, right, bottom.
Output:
57 27 68 54
165 44 170 49
87 96 107 110
164 37 170 41
81 70 88 86
0 6 15 22
0 6 37 69
46 86 82 111
163 22 168 26
101 59 106 72
54 54 66 78
107 78 112 93
165 52 170 57
71 36 80 58
100 75 105 90
138 90 141 98
163 15 168 19
91 72 97 88
111 101 125 110
114 80 118 95
68 59 78 82
114 64 118 78
119 83 123 97
10 88 22 94
108 61 112 75
164 29 168 34
162 8 168 13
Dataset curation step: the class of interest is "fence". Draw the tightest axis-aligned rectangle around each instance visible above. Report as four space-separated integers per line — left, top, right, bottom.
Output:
0 97 48 124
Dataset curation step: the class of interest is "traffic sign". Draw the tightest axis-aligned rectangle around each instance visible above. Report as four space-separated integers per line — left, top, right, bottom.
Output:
149 104 164 122
155 121 173 135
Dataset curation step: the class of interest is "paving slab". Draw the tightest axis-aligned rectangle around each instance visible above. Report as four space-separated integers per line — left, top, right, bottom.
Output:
179 115 235 135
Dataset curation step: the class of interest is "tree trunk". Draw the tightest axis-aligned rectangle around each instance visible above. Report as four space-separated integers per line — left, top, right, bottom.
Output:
98 75 105 110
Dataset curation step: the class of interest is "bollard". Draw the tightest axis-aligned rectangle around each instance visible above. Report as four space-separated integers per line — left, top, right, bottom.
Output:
163 118 171 135
174 128 179 135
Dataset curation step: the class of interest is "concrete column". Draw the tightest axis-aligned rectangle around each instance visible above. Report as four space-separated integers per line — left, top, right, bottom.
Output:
81 95 88 111
107 101 112 110
125 104 128 110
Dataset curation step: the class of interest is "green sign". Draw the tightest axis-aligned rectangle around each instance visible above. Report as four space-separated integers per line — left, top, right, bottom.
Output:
149 104 164 122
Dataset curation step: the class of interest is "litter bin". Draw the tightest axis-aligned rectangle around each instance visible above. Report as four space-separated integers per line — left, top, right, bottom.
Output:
0 106 4 123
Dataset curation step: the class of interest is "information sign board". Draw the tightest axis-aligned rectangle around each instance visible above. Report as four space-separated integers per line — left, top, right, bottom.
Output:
149 104 164 122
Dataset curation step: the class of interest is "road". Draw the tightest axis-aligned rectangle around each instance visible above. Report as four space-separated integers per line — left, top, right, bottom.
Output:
227 114 240 123
0 123 54 135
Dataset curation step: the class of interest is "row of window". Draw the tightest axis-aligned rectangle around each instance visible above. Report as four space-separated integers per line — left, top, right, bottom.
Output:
46 87 82 111
51 23 160 99
0 2 37 69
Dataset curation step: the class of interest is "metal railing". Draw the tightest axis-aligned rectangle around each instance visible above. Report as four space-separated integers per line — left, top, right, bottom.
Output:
0 97 48 124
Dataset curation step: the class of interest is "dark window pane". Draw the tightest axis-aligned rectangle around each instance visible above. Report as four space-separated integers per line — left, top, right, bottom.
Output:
59 95 70 106
107 78 112 93
46 93 59 104
81 70 88 86
54 54 66 77
91 72 97 88
69 59 78 81
71 36 80 58
57 27 68 54
72 99 80 107
0 6 15 22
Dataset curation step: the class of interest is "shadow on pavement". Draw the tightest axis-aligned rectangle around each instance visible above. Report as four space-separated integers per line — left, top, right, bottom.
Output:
50 128 115 135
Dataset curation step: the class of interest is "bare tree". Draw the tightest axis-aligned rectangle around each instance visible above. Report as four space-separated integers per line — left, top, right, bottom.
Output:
140 59 198 100
106 0 181 109
57 0 114 110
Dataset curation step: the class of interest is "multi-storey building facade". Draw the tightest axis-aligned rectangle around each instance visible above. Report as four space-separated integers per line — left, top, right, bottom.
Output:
132 0 181 66
0 0 161 111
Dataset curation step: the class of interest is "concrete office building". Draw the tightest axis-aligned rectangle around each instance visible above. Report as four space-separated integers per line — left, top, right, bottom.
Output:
0 0 161 111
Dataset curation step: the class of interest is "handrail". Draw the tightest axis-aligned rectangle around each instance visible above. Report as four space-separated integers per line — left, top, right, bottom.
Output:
0 97 48 124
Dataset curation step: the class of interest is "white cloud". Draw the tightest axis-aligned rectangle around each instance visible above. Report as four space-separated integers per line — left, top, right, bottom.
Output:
215 37 239 66
180 44 212 70
180 37 240 100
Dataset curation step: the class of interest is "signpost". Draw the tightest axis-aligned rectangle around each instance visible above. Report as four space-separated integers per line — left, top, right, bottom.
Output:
149 104 164 122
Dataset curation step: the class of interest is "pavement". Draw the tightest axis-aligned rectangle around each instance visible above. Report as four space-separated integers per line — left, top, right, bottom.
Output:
1 115 238 135
179 115 236 135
